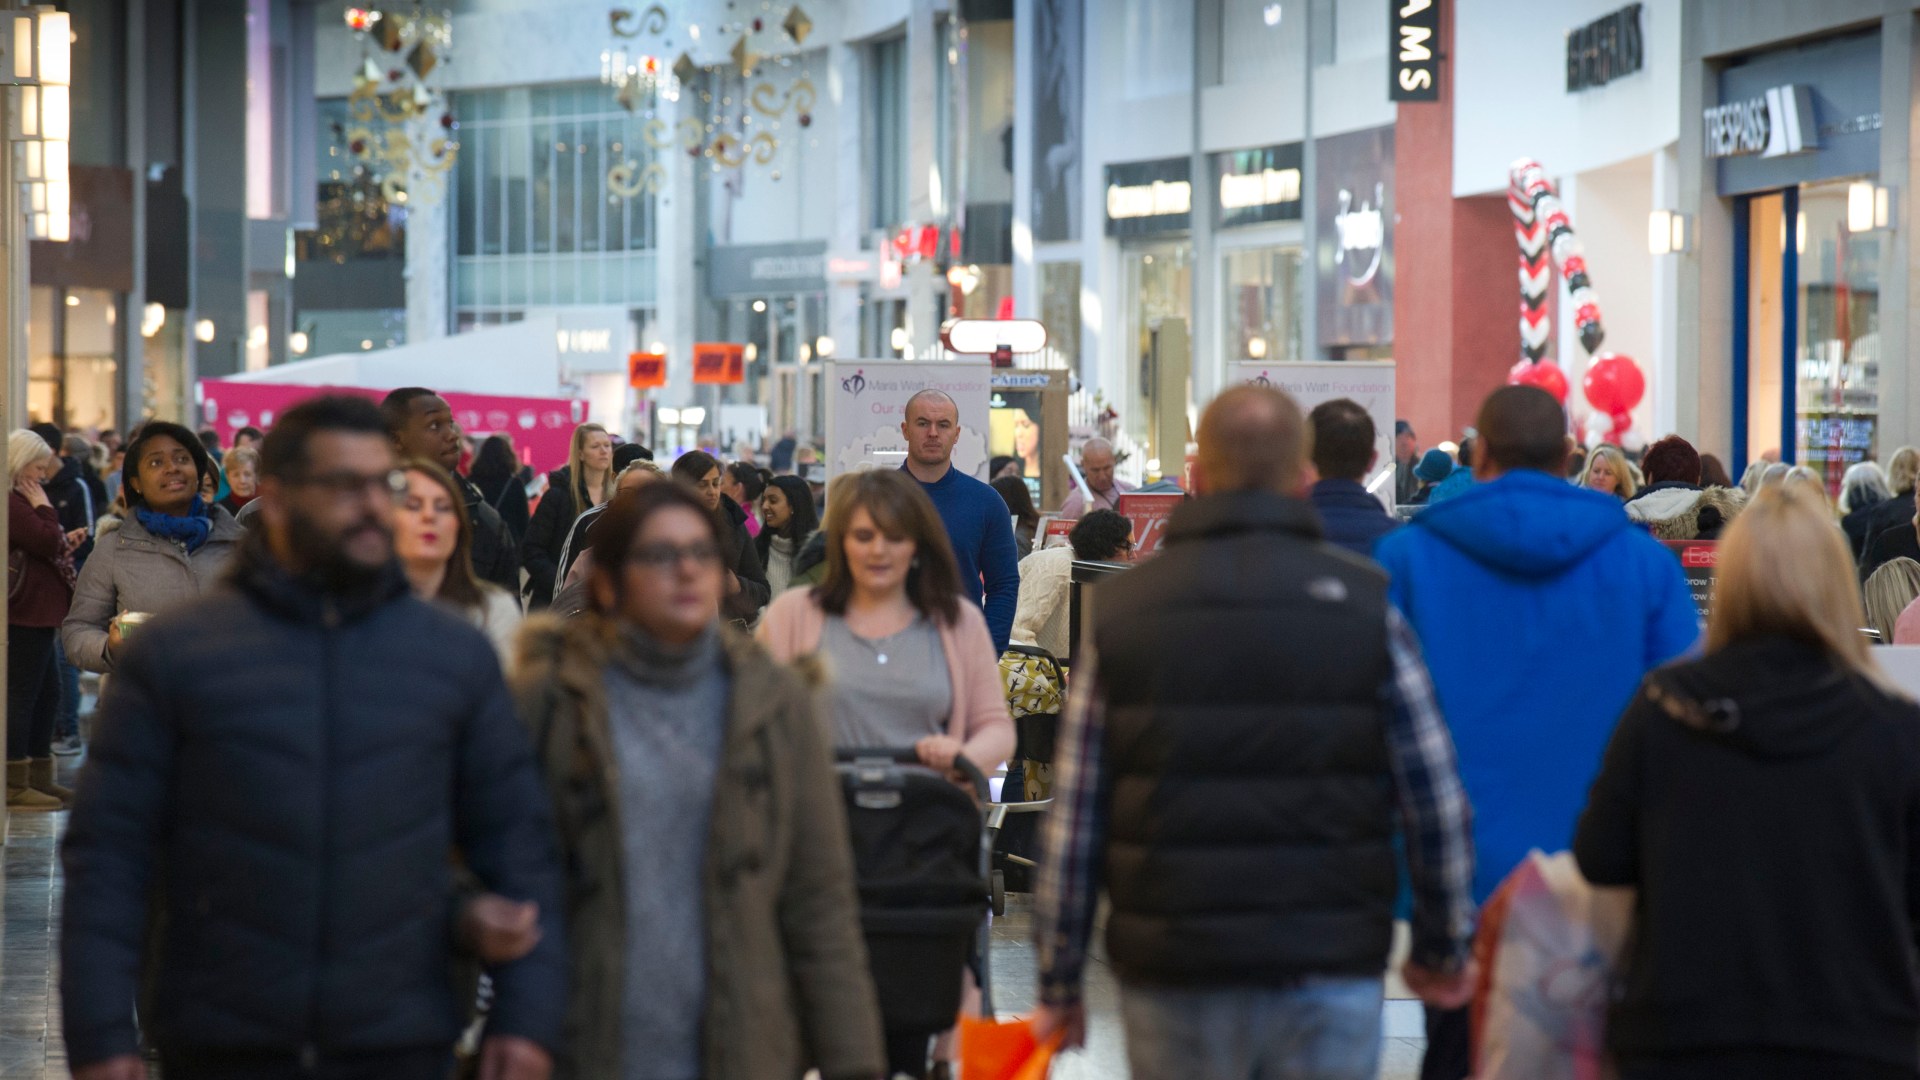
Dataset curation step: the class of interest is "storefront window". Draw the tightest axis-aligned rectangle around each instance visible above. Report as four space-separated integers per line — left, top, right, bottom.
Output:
1795 180 1880 489
1745 193 1786 464
1222 245 1303 364
1037 261 1081 371
1123 242 1192 467
1742 180 1883 490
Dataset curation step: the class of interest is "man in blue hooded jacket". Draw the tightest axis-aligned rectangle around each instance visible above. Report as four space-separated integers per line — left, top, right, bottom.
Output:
1375 386 1699 1080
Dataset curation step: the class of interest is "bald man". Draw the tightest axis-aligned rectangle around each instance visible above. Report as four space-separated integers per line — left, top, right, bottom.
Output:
1058 438 1136 519
898 389 1020 652
1033 384 1476 1079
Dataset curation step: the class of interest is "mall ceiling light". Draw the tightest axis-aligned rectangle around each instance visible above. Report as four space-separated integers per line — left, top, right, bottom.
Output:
195 319 217 343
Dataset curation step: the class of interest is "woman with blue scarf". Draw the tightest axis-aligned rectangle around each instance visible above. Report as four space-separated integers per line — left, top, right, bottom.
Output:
61 421 245 674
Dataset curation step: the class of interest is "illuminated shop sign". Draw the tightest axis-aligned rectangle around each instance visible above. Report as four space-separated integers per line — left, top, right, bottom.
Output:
1214 143 1303 229
1104 158 1191 237
1704 84 1817 159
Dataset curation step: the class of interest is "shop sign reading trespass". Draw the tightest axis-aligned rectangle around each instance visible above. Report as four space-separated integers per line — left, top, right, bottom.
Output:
1704 84 1817 159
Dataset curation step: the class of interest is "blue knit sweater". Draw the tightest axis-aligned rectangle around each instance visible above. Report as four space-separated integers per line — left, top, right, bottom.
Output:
907 465 1020 653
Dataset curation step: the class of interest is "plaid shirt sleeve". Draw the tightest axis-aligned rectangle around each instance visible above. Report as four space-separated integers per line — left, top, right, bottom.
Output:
1034 646 1108 1008
1382 605 1478 972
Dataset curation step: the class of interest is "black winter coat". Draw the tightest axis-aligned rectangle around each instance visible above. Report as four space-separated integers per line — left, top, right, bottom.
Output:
718 494 769 624
459 474 523 595
44 454 97 564
473 471 532 545
59 540 567 1068
1575 637 1920 1073
1860 492 1918 573
521 468 580 609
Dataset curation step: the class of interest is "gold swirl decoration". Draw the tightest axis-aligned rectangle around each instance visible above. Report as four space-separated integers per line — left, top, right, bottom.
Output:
610 5 669 38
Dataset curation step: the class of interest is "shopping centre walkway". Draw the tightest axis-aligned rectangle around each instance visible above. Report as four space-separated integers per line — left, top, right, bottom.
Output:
0 761 1424 1080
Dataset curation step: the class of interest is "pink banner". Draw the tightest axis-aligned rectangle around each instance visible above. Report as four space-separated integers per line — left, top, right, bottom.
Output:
197 380 589 475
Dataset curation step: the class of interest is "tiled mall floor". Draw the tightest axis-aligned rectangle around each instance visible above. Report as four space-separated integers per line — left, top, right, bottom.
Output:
0 761 1424 1080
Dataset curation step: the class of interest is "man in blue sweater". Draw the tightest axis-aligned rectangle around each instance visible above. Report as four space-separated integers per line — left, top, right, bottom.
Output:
900 389 1020 652
1374 386 1699 1080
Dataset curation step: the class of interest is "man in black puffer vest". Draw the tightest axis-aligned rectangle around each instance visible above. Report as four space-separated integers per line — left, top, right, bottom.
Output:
1032 384 1477 1079
61 396 564 1080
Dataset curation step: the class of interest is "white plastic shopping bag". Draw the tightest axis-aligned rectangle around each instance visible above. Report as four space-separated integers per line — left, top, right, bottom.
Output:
1469 850 1633 1080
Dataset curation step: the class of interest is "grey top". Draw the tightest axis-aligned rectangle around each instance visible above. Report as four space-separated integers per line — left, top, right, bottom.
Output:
603 624 729 1080
819 612 952 751
61 507 245 673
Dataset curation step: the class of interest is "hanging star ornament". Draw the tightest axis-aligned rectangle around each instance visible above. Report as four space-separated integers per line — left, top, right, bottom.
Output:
730 34 759 78
782 5 812 45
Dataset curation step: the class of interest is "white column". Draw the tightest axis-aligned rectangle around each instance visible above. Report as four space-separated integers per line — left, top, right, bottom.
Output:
828 41 863 362
404 191 449 343
654 86 700 410
905 0 940 355
1651 146 1680 440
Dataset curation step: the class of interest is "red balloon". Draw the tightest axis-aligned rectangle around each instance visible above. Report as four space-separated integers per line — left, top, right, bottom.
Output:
1584 353 1646 414
1508 359 1570 404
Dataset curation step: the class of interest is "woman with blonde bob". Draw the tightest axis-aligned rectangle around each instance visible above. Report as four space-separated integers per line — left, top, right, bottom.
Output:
1575 484 1920 1080
1577 444 1637 500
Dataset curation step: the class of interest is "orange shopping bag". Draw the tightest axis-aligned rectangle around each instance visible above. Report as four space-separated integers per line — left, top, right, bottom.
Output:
957 1014 1062 1080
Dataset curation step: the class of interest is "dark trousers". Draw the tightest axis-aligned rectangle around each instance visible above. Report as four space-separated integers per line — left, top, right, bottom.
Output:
160 1048 452 1080
6 625 58 761
54 637 79 739
1420 1004 1470 1080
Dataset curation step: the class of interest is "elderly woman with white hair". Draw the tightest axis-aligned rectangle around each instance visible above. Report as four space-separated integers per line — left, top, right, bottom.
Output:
7 429 79 810
1840 460 1894 560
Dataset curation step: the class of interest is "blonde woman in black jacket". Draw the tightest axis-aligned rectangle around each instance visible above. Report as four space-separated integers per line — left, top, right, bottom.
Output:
1576 483 1920 1080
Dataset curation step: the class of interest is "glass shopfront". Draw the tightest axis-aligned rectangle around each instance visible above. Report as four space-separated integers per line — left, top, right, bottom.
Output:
1215 143 1305 366
1722 31 1883 488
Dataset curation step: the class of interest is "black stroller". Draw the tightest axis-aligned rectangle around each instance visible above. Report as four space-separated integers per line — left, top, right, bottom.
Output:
838 750 995 1080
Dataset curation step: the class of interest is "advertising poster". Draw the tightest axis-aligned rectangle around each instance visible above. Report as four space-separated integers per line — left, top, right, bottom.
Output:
1662 540 1717 624
1315 125 1395 348
1030 0 1083 243
825 361 993 481
1117 492 1184 557
1229 361 1396 511
199 379 587 473
990 397 1044 480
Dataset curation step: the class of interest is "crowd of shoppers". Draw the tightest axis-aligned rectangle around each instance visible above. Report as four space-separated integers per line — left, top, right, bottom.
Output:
32 370 1920 1080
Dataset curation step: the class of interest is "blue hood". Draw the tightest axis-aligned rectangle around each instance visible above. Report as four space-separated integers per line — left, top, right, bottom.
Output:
1413 469 1636 579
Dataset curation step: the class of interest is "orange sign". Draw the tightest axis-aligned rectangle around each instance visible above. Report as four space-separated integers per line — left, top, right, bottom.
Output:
627 351 667 389
692 342 746 384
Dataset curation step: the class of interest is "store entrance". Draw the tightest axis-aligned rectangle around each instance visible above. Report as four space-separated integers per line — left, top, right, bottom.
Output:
1736 181 1882 491
1123 242 1192 477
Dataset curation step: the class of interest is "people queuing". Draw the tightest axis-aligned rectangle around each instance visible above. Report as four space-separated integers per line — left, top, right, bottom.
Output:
511 482 884 1080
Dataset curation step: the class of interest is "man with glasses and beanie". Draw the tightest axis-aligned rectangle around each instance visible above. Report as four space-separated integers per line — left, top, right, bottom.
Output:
61 396 567 1080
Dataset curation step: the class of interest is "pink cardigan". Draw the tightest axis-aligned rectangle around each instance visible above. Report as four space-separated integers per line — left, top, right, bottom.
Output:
758 588 1016 768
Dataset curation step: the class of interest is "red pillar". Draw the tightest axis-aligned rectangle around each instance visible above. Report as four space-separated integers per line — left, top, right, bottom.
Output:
1392 1 1521 444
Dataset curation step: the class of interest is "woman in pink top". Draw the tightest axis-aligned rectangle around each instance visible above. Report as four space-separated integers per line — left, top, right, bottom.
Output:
759 469 1014 774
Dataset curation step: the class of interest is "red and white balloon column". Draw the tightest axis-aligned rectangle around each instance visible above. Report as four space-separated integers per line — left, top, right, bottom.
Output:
1506 159 1645 446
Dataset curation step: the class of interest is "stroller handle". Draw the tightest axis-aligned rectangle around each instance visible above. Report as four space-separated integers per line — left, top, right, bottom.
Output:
835 748 991 802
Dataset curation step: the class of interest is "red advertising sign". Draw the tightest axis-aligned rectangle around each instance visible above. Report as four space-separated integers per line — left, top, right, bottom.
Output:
627 350 667 389
691 342 746 384
1039 515 1076 550
1662 540 1717 622
1117 492 1184 558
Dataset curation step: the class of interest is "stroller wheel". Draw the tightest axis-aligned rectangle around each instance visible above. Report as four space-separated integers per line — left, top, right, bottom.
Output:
991 869 1006 917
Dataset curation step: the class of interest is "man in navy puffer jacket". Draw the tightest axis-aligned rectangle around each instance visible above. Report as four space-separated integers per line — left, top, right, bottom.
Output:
1307 397 1399 557
60 397 565 1080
